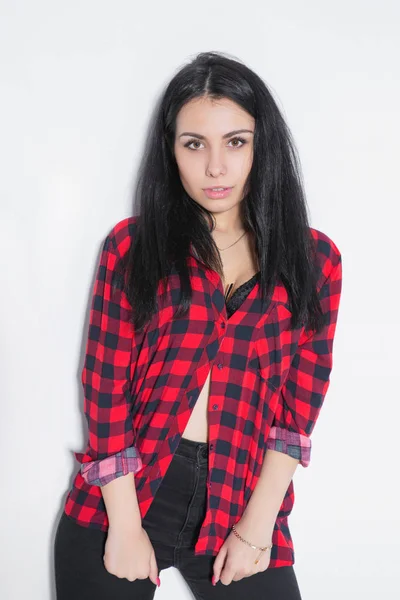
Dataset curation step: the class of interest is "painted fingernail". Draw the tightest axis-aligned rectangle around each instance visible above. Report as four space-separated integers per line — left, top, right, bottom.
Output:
157 577 161 587
212 575 216 586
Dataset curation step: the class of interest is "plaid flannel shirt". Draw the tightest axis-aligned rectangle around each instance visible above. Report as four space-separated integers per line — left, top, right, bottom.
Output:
64 216 342 567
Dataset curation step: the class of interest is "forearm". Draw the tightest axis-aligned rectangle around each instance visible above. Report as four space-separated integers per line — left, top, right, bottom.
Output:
101 471 142 531
240 449 299 538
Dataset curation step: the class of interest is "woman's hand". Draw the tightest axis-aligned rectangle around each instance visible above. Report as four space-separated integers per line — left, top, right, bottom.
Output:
212 521 272 586
103 524 160 586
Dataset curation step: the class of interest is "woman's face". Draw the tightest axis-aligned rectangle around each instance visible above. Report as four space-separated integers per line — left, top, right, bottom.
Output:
173 96 255 216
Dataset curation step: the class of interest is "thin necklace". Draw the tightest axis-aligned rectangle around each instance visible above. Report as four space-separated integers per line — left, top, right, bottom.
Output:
216 230 247 251
216 230 249 302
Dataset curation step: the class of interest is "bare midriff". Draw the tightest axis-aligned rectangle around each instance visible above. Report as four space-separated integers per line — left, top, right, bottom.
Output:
181 369 212 442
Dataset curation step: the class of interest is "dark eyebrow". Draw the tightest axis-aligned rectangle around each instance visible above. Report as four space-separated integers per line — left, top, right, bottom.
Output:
178 129 254 140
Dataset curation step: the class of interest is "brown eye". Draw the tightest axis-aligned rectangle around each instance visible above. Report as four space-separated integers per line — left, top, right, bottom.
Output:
228 137 247 148
184 140 204 150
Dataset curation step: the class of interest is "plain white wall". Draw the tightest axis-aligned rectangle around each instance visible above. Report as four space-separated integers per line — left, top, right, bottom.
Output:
1 1 399 598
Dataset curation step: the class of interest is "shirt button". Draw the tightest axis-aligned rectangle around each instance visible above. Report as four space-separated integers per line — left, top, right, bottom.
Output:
209 443 214 451
212 403 219 410
217 363 223 369
220 322 226 329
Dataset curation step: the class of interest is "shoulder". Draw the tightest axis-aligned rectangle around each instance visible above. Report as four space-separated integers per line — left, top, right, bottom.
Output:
106 215 139 259
309 227 342 285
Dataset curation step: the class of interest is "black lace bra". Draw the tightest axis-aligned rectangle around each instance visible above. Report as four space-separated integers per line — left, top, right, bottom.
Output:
225 271 261 319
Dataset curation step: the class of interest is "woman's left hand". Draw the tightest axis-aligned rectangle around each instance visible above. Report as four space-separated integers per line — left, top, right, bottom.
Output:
212 521 273 586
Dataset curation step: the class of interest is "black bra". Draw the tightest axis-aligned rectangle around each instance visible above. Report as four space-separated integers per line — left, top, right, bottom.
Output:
225 271 261 319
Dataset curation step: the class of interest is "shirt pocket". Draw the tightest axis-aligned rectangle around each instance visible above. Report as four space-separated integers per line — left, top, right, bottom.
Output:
247 344 280 393
246 303 288 394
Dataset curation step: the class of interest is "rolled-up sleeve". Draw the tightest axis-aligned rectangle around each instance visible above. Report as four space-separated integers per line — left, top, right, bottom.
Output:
267 247 342 467
74 233 143 485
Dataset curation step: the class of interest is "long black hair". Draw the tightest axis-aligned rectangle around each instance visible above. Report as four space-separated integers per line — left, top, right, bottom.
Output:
120 51 324 335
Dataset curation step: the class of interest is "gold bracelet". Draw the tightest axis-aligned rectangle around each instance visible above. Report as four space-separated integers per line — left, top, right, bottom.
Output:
231 524 273 565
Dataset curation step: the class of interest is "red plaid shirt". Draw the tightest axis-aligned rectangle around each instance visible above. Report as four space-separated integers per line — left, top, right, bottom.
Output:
64 216 342 567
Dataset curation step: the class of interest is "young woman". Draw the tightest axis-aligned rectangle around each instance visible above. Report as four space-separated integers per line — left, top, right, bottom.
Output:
54 51 342 599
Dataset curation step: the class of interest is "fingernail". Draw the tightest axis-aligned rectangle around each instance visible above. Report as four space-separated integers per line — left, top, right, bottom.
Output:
212 575 216 586
157 577 161 587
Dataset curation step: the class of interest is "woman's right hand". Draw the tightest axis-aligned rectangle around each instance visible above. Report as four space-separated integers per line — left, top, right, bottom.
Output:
103 524 160 586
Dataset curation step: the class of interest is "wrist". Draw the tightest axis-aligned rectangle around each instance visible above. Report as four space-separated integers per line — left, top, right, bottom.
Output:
241 499 277 531
107 506 142 533
237 513 274 543
108 517 142 534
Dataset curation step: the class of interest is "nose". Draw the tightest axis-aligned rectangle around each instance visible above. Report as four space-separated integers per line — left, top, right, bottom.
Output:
206 165 226 178
206 150 226 178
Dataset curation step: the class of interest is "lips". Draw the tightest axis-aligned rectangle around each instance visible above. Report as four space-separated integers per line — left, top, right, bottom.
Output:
203 187 233 199
204 187 230 190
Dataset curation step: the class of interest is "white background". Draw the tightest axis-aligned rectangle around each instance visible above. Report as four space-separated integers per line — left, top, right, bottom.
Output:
1 1 399 598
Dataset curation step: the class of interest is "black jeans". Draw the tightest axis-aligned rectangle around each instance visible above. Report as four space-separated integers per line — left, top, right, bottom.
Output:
54 436 302 599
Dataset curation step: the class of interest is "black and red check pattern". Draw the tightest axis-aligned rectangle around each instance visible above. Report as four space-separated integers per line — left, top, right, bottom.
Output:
64 216 342 567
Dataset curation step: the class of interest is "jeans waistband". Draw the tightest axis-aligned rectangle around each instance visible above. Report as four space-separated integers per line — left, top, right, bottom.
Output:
174 436 209 465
